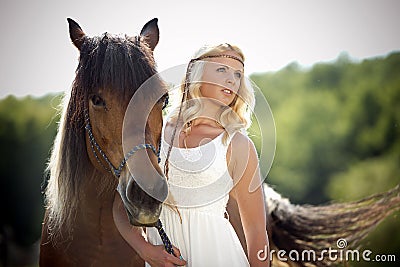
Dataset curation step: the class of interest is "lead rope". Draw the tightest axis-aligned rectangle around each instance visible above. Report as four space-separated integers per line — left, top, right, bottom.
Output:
155 96 176 256
155 219 175 255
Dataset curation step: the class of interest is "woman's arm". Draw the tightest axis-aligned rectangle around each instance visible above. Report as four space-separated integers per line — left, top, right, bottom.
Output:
113 193 186 267
229 133 270 267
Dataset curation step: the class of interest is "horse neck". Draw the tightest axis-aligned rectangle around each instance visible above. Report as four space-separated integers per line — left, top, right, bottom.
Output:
75 168 118 233
41 168 143 266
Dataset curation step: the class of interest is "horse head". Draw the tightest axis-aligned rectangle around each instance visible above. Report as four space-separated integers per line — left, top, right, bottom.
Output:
67 18 167 226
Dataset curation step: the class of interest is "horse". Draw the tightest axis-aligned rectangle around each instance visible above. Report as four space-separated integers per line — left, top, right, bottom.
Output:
40 18 169 266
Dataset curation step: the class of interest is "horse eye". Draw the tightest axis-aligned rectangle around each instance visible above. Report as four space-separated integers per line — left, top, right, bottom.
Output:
90 94 106 108
159 94 169 110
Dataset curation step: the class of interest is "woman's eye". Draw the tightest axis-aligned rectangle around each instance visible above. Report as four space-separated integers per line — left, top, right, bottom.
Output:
217 67 226 72
234 72 242 79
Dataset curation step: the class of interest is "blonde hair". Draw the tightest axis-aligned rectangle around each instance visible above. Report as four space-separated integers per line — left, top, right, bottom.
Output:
169 43 255 143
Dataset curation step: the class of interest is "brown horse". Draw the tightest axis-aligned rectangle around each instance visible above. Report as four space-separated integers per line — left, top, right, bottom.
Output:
40 18 168 266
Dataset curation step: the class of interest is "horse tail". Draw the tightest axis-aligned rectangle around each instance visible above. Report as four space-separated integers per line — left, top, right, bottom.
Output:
264 183 400 266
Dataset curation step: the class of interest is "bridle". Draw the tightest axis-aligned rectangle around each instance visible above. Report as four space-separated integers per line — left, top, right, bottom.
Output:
84 95 176 255
84 110 160 179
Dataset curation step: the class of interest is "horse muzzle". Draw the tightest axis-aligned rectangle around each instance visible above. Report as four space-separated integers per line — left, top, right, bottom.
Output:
117 172 168 226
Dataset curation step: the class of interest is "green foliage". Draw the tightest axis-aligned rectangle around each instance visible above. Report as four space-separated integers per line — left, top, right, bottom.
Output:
251 52 400 204
251 52 400 266
328 153 399 201
0 94 61 246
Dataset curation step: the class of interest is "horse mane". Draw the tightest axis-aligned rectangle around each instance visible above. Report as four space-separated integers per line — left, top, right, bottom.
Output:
44 32 158 241
265 184 400 266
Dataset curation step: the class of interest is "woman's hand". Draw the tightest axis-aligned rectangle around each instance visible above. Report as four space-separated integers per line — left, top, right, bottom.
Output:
138 243 186 267
113 193 186 266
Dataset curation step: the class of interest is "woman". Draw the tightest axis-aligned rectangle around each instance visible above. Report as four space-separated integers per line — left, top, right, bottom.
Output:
113 43 270 267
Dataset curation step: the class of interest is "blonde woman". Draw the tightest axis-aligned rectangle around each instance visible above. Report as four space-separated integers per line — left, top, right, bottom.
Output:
114 43 270 267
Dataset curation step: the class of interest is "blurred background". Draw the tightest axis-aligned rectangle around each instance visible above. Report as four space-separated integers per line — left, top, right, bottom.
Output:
1 49 399 267
0 0 399 266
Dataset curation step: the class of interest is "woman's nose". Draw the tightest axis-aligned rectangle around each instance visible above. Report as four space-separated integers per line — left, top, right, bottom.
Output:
226 72 235 85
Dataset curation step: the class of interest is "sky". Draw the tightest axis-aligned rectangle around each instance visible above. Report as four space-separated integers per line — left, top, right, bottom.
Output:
0 0 399 98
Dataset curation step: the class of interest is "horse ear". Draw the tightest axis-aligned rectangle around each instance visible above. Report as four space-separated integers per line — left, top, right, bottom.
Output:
140 18 159 51
67 18 86 50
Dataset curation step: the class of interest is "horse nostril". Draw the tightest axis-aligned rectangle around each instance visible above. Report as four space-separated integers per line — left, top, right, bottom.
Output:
125 174 167 205
125 178 135 204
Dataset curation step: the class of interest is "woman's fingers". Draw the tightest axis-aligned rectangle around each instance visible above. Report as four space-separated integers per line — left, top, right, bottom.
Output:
147 245 186 267
169 245 186 265
166 251 186 266
172 246 182 258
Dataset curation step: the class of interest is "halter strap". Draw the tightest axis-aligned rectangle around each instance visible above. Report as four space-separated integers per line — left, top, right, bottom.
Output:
84 110 160 178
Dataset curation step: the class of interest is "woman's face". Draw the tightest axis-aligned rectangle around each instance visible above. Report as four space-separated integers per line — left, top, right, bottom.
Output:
199 51 243 107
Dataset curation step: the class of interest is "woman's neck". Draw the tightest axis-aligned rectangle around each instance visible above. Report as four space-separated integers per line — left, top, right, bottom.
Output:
189 100 225 127
190 117 223 129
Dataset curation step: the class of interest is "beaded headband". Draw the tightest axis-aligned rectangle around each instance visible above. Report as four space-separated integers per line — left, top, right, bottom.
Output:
190 54 244 67
184 53 244 97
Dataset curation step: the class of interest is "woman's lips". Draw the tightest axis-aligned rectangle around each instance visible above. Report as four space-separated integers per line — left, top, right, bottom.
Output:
222 88 233 95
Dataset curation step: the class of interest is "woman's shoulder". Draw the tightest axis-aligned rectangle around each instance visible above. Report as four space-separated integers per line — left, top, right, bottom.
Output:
230 131 255 148
163 118 179 139
229 131 258 159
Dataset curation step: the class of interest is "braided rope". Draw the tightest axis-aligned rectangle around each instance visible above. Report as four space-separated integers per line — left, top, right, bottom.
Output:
194 53 244 66
155 220 174 255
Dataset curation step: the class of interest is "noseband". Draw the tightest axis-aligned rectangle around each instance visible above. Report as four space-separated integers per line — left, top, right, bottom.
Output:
84 95 176 256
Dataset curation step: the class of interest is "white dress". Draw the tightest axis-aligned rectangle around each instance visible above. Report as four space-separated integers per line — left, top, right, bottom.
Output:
146 130 249 267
